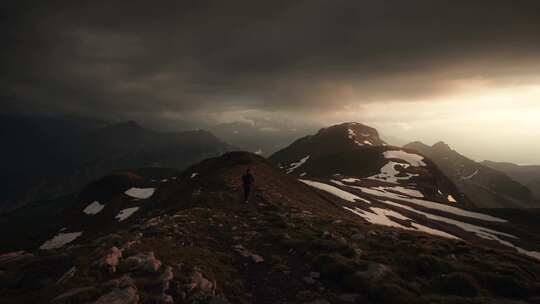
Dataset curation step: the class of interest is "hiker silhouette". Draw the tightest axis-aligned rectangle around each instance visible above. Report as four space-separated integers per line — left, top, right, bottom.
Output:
241 168 255 203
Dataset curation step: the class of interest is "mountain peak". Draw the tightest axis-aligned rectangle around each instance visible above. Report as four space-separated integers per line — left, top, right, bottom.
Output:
102 120 144 133
432 141 452 152
317 122 386 147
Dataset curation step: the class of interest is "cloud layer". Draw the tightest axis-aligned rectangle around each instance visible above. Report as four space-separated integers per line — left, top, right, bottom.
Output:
2 0 540 163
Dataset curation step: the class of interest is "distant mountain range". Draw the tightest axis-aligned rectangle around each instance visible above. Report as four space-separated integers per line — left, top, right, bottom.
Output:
0 115 233 213
482 160 540 199
208 121 318 156
2 123 539 303
404 141 538 209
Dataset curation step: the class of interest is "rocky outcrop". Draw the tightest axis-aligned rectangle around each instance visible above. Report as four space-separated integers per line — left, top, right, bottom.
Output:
93 286 139 304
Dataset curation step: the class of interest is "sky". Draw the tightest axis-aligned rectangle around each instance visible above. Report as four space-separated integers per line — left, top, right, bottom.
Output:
2 0 540 164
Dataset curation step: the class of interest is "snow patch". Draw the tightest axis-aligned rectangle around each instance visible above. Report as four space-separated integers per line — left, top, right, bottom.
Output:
83 201 105 215
286 155 310 174
125 187 156 199
115 207 140 222
40 232 83 250
299 179 371 204
383 150 426 167
347 128 366 146
379 200 540 260
368 161 418 184
337 182 506 223
347 128 356 139
344 206 458 239
462 169 479 180
339 181 424 199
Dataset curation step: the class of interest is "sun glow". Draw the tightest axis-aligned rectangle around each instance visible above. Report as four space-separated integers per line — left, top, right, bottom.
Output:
328 83 540 164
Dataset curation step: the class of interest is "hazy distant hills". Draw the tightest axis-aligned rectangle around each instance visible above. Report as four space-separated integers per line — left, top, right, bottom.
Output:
208 121 317 156
404 141 538 209
0 115 233 213
482 160 540 199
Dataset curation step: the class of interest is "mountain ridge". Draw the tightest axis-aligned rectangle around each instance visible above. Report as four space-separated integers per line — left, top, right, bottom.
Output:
2 149 540 303
0 115 234 213
404 140 537 209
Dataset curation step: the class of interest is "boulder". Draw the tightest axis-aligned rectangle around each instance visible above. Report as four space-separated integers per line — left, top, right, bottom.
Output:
434 272 480 297
233 244 264 263
93 286 139 304
0 251 34 266
95 246 123 273
160 266 174 292
355 263 391 281
104 275 136 289
121 251 162 273
350 233 365 241
209 296 231 304
188 270 215 294
56 266 77 284
51 287 99 304
343 263 391 291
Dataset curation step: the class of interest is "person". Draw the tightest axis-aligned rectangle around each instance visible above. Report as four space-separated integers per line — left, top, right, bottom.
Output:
242 168 255 203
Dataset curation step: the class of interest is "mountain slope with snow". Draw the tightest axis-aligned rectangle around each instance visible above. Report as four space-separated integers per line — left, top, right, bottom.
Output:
1 149 540 302
405 141 538 208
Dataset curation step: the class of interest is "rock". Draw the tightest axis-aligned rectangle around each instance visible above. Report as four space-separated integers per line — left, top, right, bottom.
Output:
52 287 98 303
187 269 215 295
104 275 136 289
309 272 320 279
154 294 174 303
305 300 330 304
367 231 378 237
434 272 480 297
93 286 139 304
209 296 231 304
343 263 392 292
355 263 390 281
0 251 34 266
350 233 364 241
95 246 123 273
121 251 162 273
233 245 264 263
368 283 415 304
336 294 361 303
251 254 264 263
312 254 353 279
56 266 77 284
303 276 316 285
160 266 174 291
296 290 316 301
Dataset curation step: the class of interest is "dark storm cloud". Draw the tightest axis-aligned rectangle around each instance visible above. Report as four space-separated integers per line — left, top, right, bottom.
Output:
2 0 540 127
